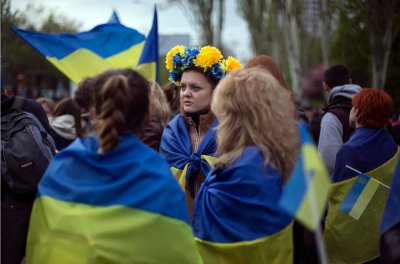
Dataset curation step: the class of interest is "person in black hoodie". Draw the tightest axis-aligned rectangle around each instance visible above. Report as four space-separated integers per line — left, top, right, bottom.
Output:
1 88 56 264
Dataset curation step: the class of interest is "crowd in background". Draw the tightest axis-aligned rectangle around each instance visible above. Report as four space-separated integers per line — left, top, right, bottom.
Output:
1 45 400 264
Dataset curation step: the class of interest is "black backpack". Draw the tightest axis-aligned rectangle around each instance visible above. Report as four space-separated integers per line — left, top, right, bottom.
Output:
1 96 56 195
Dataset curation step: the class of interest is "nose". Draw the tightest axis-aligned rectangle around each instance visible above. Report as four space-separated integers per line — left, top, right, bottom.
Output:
182 88 191 98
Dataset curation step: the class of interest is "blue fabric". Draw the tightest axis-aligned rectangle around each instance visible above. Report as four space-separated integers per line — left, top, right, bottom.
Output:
11 23 144 59
279 122 313 214
192 146 292 243
108 10 121 24
138 6 159 81
381 158 400 233
339 173 371 214
333 128 398 183
38 133 189 223
159 114 217 196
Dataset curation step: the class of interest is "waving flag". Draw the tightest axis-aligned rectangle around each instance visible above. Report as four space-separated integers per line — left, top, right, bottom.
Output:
12 9 159 83
279 121 330 230
137 6 159 82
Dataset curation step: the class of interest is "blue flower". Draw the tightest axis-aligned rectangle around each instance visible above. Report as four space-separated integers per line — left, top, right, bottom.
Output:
172 53 182 68
209 63 224 79
182 48 200 67
169 69 181 82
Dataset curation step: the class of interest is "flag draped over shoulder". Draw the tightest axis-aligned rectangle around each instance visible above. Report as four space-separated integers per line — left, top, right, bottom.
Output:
12 8 159 83
380 157 400 263
324 148 400 263
159 114 217 196
192 146 293 264
26 134 202 264
279 121 330 231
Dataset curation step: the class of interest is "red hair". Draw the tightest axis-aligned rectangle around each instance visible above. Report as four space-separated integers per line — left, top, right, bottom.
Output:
352 88 393 128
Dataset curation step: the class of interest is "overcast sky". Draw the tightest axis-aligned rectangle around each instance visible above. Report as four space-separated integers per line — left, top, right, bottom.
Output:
11 0 252 61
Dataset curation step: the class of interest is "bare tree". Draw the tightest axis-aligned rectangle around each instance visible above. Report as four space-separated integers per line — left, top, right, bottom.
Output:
276 0 303 101
169 0 225 50
366 0 400 89
319 0 331 68
236 0 270 55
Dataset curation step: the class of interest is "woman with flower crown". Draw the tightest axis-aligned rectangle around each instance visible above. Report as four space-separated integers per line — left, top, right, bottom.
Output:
160 45 241 219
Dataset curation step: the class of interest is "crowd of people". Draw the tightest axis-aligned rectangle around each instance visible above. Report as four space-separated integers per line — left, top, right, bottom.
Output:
1 44 400 264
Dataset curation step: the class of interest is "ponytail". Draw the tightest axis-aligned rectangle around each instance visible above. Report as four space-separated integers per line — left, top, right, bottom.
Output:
95 70 150 154
97 75 130 153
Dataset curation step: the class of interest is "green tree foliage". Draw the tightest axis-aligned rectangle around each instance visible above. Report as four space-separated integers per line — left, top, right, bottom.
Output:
330 0 400 109
1 0 81 97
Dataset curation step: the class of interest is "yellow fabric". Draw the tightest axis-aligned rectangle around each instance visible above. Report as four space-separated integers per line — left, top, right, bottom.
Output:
297 144 330 230
47 42 145 84
136 61 157 80
349 177 380 220
26 196 202 264
195 222 293 264
324 148 400 264
170 155 215 190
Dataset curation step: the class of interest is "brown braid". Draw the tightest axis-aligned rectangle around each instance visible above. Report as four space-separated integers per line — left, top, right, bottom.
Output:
95 70 150 154
97 75 130 153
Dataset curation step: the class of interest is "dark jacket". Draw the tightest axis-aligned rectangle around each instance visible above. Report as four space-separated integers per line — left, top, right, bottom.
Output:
1 95 55 264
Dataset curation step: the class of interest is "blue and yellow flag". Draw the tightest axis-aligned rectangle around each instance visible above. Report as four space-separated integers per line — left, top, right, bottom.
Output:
159 114 217 196
193 146 293 264
324 148 399 263
279 121 330 231
12 9 158 83
381 156 400 233
26 134 202 263
339 173 380 220
137 6 159 82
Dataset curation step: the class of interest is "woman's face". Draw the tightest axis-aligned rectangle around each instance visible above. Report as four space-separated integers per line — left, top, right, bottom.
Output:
180 71 214 114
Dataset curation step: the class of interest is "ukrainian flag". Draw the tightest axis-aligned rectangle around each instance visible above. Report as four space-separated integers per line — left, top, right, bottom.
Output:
26 134 202 263
339 173 380 220
159 115 217 196
324 148 400 263
279 121 330 231
12 9 158 84
380 157 400 263
192 146 293 264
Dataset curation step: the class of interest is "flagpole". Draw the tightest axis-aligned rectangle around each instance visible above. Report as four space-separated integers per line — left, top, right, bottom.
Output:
346 165 391 189
305 170 328 264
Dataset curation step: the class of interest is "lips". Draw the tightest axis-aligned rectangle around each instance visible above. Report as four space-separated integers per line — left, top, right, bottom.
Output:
183 101 193 106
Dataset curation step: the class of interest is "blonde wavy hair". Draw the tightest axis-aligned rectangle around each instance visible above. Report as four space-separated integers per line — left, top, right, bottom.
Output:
211 67 299 183
149 81 170 127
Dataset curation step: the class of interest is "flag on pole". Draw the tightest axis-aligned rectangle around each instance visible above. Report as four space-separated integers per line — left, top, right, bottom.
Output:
339 173 380 220
279 121 331 230
136 5 159 82
108 10 121 24
12 9 159 84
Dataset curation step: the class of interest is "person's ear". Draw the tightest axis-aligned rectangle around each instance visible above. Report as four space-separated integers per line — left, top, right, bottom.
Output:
322 82 330 92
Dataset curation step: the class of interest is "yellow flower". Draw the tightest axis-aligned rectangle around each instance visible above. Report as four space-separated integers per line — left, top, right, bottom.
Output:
193 46 223 70
224 56 241 71
165 45 185 71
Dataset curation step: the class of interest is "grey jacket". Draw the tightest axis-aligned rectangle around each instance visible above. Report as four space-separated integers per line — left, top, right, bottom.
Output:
318 84 362 176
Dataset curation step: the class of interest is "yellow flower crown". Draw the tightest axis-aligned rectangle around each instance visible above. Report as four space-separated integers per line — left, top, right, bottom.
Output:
165 45 241 84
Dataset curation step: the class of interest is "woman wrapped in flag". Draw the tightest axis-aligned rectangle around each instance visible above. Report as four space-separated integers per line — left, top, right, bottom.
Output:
192 68 299 263
324 88 399 263
26 69 202 263
160 45 241 218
